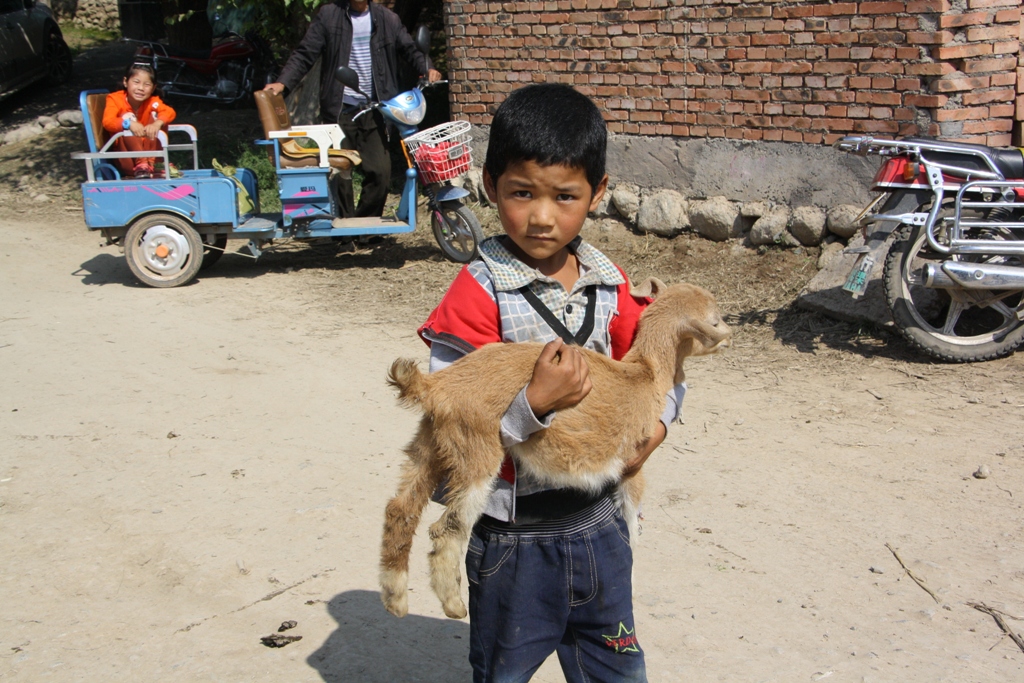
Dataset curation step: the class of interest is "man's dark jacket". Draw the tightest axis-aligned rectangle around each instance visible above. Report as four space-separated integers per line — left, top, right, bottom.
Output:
277 1 432 122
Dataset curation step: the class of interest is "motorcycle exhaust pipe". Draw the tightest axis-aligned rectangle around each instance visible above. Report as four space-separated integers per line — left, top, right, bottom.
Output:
923 261 1024 289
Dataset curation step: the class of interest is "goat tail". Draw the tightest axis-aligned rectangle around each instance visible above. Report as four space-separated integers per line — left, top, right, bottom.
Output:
380 424 441 618
387 358 428 406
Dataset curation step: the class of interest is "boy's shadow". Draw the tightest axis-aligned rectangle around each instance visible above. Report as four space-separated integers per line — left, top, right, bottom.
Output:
308 589 470 683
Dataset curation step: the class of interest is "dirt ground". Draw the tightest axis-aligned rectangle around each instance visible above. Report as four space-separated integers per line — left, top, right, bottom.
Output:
2 43 1024 683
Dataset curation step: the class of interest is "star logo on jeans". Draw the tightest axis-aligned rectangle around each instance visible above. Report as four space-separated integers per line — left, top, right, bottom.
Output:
602 622 640 653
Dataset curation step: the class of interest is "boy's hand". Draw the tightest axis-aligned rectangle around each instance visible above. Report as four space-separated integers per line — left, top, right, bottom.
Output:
622 421 667 479
524 339 591 417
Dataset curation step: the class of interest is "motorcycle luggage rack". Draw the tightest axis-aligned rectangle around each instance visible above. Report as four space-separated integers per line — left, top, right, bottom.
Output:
939 179 1024 255
834 135 1003 180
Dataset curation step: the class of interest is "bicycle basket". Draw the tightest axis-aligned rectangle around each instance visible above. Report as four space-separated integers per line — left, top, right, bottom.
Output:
403 121 473 184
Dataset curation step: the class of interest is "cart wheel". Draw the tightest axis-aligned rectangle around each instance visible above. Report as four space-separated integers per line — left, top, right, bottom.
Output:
124 214 204 288
200 233 228 270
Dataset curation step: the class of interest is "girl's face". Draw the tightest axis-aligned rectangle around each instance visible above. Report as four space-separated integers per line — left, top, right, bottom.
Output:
124 70 155 106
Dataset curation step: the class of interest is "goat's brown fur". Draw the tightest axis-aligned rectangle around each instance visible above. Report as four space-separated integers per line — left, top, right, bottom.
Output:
381 282 732 619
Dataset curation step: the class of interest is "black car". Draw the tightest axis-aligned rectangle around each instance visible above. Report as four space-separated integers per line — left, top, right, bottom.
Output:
0 0 72 102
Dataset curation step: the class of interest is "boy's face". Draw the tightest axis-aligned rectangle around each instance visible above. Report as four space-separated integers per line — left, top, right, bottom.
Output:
484 160 607 270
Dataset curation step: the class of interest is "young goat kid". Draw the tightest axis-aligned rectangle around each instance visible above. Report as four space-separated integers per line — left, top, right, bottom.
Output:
381 281 732 619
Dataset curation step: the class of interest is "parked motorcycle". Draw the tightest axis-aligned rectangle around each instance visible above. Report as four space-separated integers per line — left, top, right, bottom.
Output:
332 33 482 262
834 135 1024 362
130 29 275 107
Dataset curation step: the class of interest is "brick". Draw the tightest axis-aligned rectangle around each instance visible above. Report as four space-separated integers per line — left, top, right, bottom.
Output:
933 107 987 122
988 103 1015 117
934 43 993 60
859 2 906 15
858 62 905 74
859 31 908 44
751 34 791 46
734 61 773 74
773 61 813 74
966 24 1019 41
856 91 902 105
906 0 951 12
961 56 1019 74
906 62 957 76
967 0 1019 8
906 94 949 108
962 119 1014 134
906 30 953 44
986 133 1012 146
931 76 991 92
853 119 900 133
962 88 1015 104
939 11 993 28
992 41 1020 55
994 8 1022 22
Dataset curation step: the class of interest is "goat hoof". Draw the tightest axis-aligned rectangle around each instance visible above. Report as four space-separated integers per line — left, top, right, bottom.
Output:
381 592 409 618
442 599 467 620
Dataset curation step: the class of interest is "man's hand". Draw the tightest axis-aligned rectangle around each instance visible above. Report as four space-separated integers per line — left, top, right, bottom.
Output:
427 69 442 83
622 421 667 479
263 82 285 96
524 339 591 417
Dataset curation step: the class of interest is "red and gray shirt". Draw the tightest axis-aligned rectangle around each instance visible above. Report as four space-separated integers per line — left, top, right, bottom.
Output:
419 236 685 522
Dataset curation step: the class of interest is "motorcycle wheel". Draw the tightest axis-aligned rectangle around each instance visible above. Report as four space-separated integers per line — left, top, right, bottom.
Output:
431 201 483 263
883 214 1024 362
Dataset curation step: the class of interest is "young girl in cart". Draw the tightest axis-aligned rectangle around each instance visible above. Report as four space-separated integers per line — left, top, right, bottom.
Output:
101 61 176 178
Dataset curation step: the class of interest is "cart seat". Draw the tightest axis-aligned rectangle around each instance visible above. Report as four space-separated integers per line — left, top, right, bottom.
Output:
254 90 361 171
76 89 200 181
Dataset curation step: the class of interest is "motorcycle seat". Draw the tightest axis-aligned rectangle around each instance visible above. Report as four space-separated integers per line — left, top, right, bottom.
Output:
161 44 213 61
902 136 1024 179
254 90 361 172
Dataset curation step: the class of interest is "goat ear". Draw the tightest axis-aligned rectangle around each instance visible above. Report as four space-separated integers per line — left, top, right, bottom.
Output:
630 276 667 300
683 319 731 351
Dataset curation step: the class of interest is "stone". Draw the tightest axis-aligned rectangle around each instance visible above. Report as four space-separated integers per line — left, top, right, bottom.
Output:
827 204 865 239
817 240 845 270
636 189 688 237
610 186 640 224
2 124 45 146
56 109 84 127
740 201 769 218
748 205 791 246
789 205 828 246
689 196 742 242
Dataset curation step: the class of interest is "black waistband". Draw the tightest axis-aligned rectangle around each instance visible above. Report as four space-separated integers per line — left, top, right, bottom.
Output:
485 484 615 527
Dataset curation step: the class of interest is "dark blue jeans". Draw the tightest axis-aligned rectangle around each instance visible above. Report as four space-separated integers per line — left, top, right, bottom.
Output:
466 499 647 683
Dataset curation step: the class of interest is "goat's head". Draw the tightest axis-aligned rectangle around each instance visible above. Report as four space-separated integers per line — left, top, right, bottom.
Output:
635 282 732 384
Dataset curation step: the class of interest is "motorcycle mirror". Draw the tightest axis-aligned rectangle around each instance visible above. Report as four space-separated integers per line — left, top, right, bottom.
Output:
334 66 363 94
413 25 430 55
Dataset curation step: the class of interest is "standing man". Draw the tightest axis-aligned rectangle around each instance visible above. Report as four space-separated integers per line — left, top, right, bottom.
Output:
264 1 441 218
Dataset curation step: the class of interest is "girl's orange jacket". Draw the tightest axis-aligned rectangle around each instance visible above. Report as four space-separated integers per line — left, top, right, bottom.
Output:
101 90 176 139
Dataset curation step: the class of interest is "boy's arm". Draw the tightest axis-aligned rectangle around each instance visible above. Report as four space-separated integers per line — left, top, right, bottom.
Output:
429 338 590 448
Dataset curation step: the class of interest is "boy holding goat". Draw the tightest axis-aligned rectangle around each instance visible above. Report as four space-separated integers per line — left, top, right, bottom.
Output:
416 83 686 683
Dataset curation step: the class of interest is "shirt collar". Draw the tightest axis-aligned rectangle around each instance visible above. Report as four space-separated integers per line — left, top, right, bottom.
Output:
478 236 625 292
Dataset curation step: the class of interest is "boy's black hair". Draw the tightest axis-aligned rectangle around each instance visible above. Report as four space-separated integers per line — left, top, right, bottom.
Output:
484 83 607 192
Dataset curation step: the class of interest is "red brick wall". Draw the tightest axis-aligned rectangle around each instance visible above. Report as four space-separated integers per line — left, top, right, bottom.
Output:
443 0 1024 146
